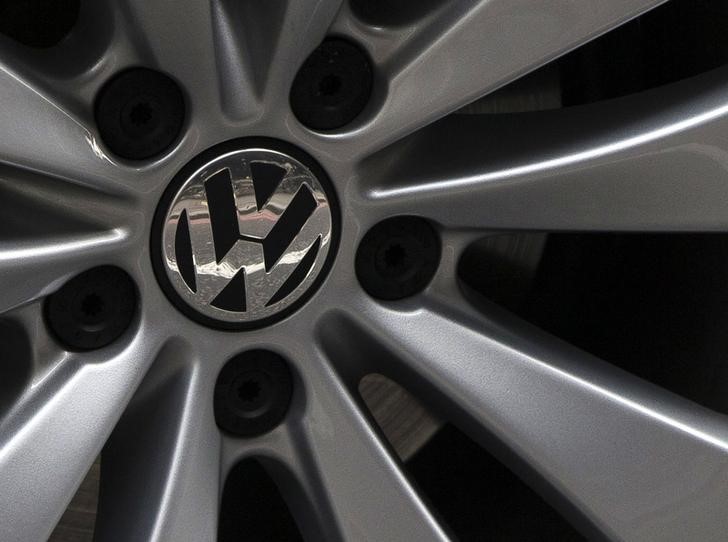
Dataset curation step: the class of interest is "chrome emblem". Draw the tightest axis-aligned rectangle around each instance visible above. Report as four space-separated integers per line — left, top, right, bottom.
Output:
160 148 334 325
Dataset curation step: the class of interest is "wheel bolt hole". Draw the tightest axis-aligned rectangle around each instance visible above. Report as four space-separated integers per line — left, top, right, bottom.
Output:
383 243 407 270
45 266 137 351
95 68 185 160
237 379 262 404
215 351 293 437
290 38 373 130
318 74 343 97
356 216 441 300
80 293 105 318
128 101 154 127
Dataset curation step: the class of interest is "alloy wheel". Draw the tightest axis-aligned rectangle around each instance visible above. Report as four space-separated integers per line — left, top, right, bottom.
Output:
2 0 728 541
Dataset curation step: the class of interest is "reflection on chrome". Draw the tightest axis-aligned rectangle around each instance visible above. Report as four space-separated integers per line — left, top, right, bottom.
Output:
161 148 334 324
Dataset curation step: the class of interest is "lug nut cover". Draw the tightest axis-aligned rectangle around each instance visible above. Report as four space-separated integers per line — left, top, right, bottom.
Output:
356 216 441 300
290 38 373 130
45 266 137 351
214 350 293 437
95 67 185 160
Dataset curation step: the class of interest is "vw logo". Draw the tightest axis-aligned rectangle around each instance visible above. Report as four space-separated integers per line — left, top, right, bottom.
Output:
154 143 336 328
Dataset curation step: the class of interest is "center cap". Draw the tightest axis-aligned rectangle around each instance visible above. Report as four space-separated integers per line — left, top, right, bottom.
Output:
152 139 338 329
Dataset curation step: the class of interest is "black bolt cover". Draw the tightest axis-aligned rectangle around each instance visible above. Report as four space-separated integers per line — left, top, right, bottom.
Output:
45 266 137 351
290 38 373 130
0 0 80 48
356 216 441 300
95 67 185 160
214 350 293 437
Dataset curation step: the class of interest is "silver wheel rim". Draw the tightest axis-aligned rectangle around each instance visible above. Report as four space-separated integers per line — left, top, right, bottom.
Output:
2 1 728 540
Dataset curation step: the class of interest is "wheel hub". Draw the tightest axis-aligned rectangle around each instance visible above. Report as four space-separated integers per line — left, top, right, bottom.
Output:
151 139 338 329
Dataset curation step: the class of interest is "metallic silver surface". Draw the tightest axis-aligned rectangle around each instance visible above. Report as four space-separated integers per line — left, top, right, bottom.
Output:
161 148 333 324
6 0 728 541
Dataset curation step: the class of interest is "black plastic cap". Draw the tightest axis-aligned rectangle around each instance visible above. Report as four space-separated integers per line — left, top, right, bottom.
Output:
290 38 373 131
95 68 185 160
214 351 293 437
0 0 80 48
45 266 137 351
356 216 441 300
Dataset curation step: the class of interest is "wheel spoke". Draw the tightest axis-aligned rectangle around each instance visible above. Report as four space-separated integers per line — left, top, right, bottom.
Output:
0 148 133 316
211 0 344 122
0 162 131 227
339 293 728 541
121 0 222 115
0 63 131 191
0 326 166 542
338 0 665 157
263 0 344 103
95 344 220 542
362 67 728 232
0 227 129 315
284 348 450 541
